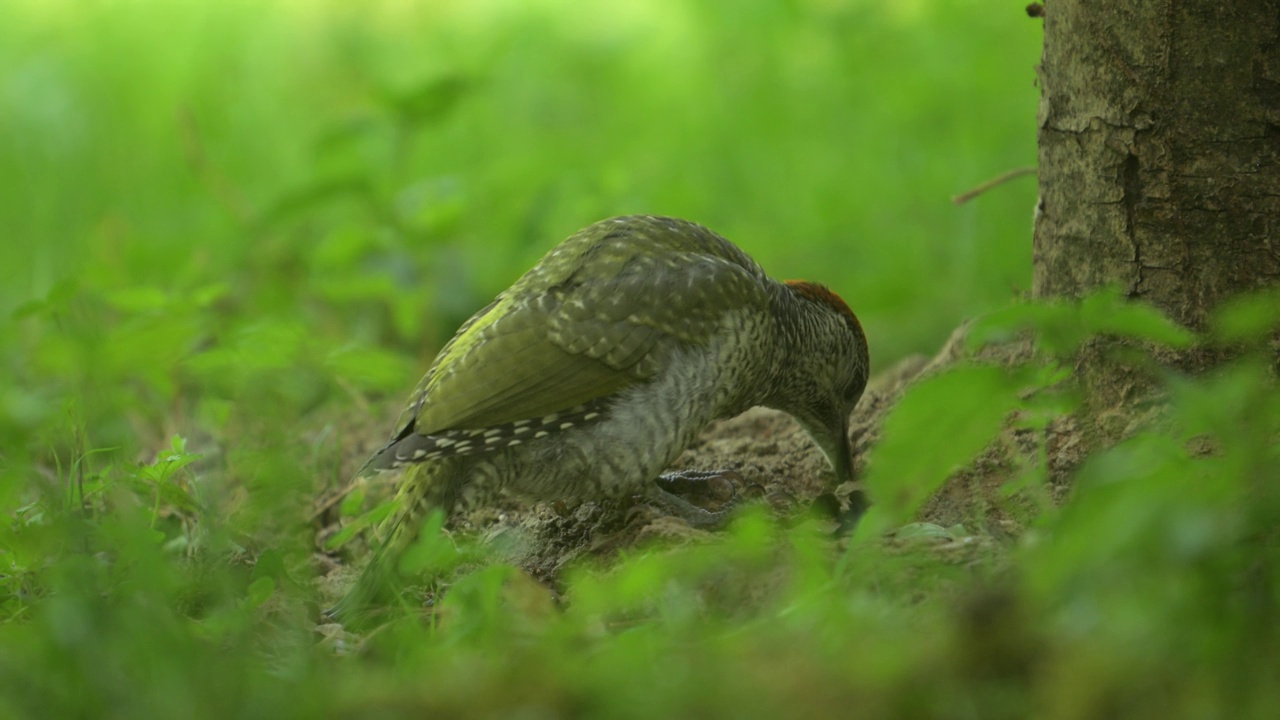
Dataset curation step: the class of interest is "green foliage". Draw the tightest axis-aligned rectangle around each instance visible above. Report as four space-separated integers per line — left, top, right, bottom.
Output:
854 365 1024 539
2 1 1275 718
7 285 1276 718
1212 287 1280 344
971 287 1197 355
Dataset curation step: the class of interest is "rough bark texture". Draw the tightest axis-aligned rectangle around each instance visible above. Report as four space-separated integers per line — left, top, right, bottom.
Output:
1034 1 1280 328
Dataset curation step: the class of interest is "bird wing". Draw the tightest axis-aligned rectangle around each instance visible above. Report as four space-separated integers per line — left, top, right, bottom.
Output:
405 224 772 436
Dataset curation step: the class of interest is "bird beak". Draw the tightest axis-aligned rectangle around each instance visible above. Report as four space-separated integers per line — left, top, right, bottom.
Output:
828 415 854 485
807 414 853 486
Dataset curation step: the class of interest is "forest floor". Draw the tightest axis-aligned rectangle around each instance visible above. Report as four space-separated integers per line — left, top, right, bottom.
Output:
312 327 1086 622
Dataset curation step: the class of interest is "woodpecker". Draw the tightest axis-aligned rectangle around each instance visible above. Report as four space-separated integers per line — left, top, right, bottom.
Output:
335 215 869 616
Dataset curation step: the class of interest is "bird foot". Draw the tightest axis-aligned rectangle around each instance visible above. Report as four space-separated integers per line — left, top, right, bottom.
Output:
645 469 743 529
655 469 740 507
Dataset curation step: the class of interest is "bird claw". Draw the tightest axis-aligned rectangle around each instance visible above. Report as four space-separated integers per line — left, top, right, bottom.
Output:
655 469 741 507
645 468 745 529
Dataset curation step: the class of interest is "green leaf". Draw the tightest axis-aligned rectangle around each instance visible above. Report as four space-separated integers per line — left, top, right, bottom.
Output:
244 577 276 609
384 75 472 127
971 289 1195 357
252 550 286 583
1080 290 1195 348
398 510 459 576
438 564 513 639
324 524 364 552
12 278 81 319
855 365 1022 540
339 486 366 518
104 286 171 313
325 500 397 550
1211 288 1280 343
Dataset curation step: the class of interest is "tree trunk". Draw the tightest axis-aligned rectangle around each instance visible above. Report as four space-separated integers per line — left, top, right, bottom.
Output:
1033 1 1280 330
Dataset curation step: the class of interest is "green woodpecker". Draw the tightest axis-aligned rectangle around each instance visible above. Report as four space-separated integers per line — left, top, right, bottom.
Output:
335 215 868 616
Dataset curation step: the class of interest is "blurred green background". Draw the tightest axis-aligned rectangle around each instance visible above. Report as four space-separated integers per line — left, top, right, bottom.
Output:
0 1 1071 716
1 0 1038 413
5 4 1279 718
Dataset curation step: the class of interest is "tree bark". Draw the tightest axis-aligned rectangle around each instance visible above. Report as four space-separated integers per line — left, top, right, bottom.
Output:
1034 1 1280 330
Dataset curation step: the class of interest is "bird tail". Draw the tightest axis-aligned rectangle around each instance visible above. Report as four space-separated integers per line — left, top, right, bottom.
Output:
329 461 463 622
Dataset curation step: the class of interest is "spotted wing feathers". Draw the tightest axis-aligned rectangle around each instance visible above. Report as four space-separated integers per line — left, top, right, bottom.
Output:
365 215 772 471
364 401 608 471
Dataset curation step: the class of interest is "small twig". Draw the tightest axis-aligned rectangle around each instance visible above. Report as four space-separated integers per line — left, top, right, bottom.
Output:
951 167 1037 205
311 482 360 521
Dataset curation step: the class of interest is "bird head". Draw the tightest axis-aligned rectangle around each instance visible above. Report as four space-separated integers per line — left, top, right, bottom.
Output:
768 280 870 485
